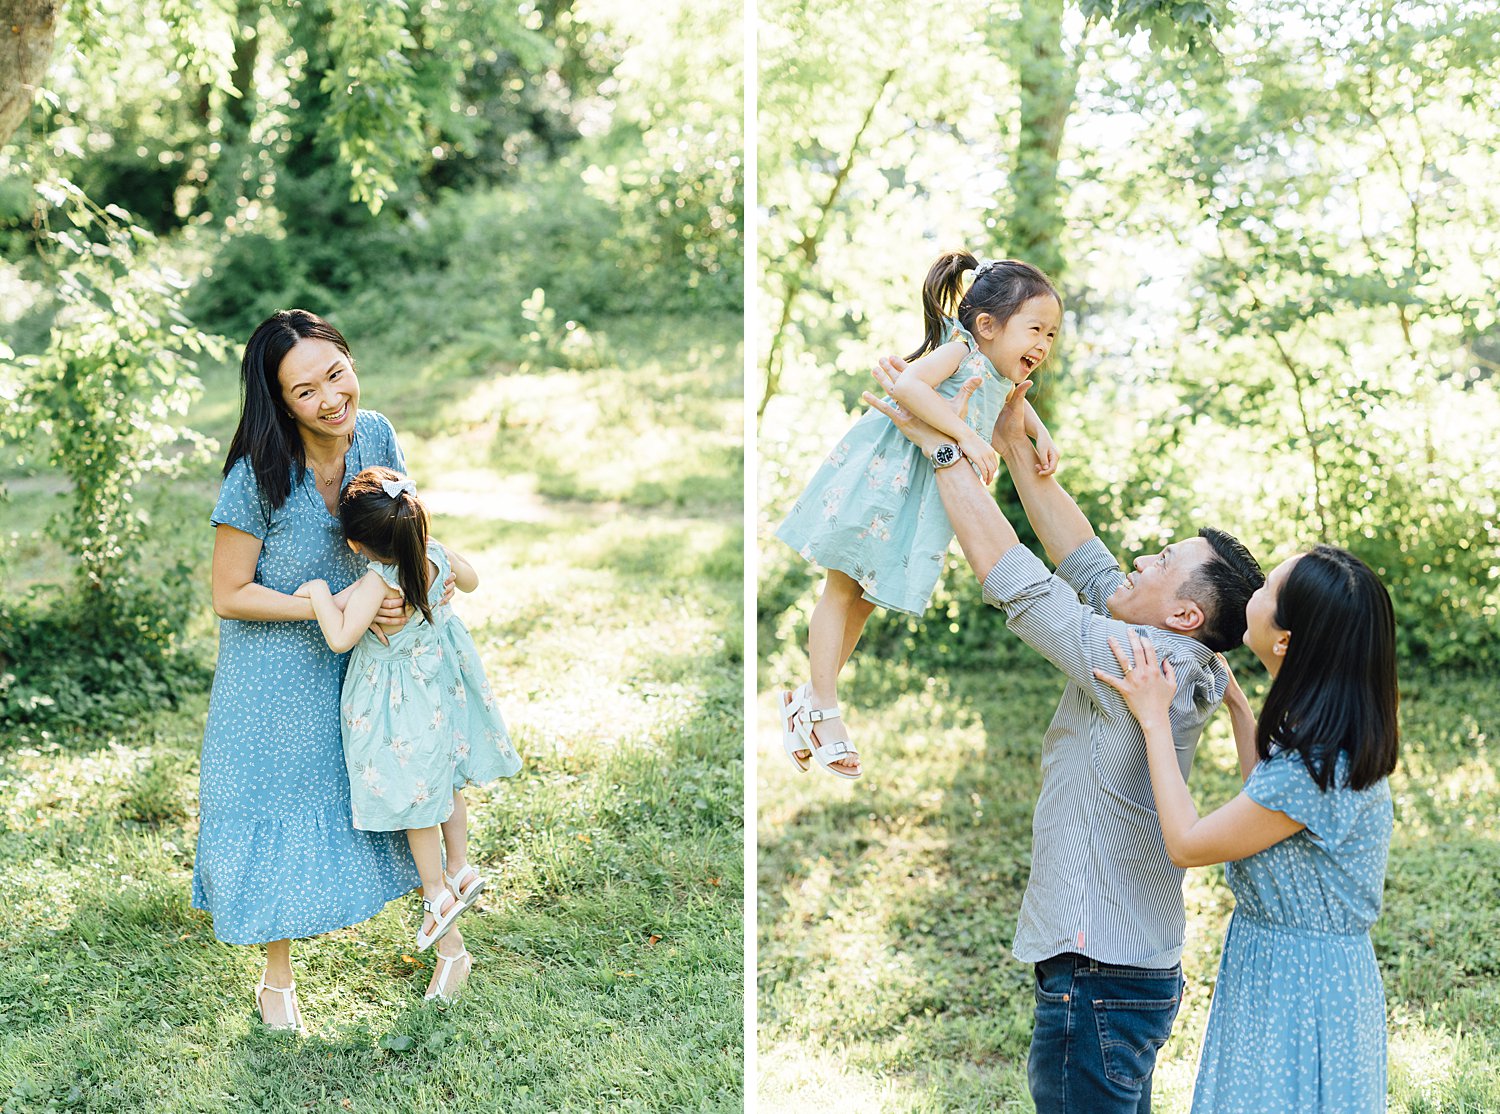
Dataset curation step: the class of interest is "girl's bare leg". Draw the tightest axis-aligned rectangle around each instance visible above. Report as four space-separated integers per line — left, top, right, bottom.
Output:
431 796 473 998
258 938 295 1026
440 790 469 878
805 571 865 774
839 595 877 671
407 825 456 939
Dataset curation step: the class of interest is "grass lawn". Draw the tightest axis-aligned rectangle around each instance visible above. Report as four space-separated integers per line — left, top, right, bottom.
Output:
757 599 1500 1113
0 313 744 1113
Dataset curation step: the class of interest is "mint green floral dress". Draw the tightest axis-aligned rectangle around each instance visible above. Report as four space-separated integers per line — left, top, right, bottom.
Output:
775 318 1010 615
341 540 522 831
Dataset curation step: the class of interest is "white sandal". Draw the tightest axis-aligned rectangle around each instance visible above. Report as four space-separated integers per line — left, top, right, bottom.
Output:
445 863 486 910
424 948 471 1002
779 684 814 771
415 888 466 951
254 972 305 1034
805 705 862 780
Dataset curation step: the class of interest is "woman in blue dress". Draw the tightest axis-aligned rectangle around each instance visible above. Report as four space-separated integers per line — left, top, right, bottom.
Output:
1097 546 1399 1112
195 309 462 1030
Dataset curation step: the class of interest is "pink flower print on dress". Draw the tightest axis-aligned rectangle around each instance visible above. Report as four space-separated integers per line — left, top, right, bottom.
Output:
388 681 405 711
346 713 372 737
865 452 888 489
455 735 471 761
359 762 385 797
889 464 910 496
427 706 445 732
820 486 846 521
447 677 467 705
799 543 814 562
387 736 413 767
857 511 893 543
409 780 432 808
828 440 851 467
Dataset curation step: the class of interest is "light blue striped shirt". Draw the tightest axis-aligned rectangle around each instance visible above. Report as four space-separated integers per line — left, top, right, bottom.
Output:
982 537 1228 969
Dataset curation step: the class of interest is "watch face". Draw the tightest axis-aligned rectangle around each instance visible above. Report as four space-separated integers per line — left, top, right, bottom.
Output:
933 443 960 468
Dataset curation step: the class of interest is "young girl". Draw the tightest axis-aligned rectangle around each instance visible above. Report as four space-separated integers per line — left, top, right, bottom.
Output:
775 252 1063 778
296 466 521 999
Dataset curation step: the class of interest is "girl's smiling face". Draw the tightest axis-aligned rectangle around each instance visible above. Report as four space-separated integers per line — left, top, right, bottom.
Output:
278 337 360 443
974 294 1061 384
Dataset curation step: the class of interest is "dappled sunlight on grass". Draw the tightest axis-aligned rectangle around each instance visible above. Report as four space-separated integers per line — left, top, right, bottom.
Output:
1 313 743 1112
758 649 1500 1112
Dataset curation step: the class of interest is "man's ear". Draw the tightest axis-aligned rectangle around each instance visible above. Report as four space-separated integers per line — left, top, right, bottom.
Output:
1164 599 1205 635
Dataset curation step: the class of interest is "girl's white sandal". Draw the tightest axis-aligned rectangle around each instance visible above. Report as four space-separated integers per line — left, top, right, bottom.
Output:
415 889 466 951
425 948 471 1002
445 863 485 910
254 972 305 1034
779 683 814 771
806 705 862 780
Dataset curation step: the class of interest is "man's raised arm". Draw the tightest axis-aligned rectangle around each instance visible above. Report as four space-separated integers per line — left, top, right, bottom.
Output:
989 382 1097 568
862 370 1021 582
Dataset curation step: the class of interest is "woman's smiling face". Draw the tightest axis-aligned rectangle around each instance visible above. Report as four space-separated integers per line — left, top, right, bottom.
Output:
277 337 360 443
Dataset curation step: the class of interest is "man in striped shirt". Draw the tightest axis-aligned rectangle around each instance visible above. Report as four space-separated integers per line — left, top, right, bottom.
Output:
868 363 1264 1113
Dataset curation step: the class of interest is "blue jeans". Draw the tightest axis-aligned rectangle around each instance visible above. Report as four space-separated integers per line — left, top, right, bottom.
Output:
1028 952 1184 1114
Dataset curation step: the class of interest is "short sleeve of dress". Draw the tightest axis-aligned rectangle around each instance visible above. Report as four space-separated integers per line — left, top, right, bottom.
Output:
1244 750 1361 850
373 410 407 473
210 456 271 539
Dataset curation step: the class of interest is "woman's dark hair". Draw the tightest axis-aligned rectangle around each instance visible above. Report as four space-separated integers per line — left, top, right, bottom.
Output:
338 467 435 626
907 251 1062 361
1256 546 1399 792
222 309 356 509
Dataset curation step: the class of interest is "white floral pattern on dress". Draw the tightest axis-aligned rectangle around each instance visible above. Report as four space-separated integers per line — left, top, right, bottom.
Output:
338 538 521 834
771 316 1008 616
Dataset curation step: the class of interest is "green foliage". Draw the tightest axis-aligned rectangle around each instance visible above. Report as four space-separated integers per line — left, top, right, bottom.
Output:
7 178 222 602
760 0 1500 673
0 588 209 733
0 175 221 731
1077 0 1230 51
318 0 425 214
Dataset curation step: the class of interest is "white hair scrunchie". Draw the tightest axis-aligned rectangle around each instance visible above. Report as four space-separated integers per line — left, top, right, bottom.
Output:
381 476 417 499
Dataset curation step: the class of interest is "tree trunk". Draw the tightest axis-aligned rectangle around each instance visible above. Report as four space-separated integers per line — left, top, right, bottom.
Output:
0 0 58 147
205 0 263 215
995 0 1077 284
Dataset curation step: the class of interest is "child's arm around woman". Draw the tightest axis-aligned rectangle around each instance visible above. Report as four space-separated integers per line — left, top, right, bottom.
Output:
299 573 390 654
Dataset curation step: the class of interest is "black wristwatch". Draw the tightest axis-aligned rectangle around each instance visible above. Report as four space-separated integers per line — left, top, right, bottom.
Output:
930 442 962 469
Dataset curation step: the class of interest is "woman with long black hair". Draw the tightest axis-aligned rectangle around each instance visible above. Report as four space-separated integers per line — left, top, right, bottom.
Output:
193 309 460 1030
1099 546 1399 1112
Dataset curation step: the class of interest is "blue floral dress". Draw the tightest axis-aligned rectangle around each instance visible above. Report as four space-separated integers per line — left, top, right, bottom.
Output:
774 318 1010 615
342 540 521 832
1192 749 1392 1112
192 410 421 945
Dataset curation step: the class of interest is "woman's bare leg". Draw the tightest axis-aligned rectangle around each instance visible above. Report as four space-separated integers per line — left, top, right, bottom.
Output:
258 938 296 1027
431 923 472 998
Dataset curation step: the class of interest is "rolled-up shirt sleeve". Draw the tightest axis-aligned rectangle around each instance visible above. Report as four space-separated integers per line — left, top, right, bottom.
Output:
982 544 1132 713
1055 536 1127 617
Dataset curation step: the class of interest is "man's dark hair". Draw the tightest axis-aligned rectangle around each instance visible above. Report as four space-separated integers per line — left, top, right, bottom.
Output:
1183 527 1265 652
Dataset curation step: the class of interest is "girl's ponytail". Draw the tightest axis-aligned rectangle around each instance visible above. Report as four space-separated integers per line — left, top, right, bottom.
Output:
907 250 978 361
339 466 435 626
390 494 435 627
